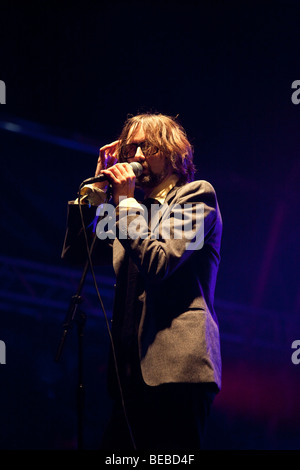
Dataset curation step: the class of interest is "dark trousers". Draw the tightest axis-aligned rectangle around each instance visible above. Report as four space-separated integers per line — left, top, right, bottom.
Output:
100 382 217 452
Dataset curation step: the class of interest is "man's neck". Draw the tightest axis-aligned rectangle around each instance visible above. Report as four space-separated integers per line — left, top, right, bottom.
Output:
143 173 179 203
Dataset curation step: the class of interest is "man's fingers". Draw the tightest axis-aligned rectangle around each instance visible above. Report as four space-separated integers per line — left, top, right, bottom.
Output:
96 140 120 174
101 163 135 182
99 140 120 155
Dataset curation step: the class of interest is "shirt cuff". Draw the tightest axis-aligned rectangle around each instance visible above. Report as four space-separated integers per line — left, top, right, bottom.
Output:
74 184 107 206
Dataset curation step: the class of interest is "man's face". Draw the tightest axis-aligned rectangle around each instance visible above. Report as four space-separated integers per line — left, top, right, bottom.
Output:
125 125 172 189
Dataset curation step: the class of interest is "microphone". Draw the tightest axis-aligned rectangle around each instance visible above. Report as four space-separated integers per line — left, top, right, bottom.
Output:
80 162 143 187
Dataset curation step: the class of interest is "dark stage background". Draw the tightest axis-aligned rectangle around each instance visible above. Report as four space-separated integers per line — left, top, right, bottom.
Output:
0 0 299 451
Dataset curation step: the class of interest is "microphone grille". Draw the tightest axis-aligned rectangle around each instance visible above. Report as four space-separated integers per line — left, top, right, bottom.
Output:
130 162 143 177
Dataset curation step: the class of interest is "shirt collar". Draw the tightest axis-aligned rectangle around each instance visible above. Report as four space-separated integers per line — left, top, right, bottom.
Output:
147 174 179 204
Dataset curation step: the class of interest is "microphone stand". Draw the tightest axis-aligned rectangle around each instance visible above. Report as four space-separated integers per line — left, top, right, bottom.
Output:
55 211 97 450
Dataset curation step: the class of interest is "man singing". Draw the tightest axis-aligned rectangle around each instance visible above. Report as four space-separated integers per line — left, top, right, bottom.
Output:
61 112 223 451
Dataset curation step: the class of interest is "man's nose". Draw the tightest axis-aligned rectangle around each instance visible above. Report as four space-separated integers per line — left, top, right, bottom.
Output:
134 146 145 161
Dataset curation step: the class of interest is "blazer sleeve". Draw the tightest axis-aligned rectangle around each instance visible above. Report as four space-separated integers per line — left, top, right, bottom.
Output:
115 180 222 283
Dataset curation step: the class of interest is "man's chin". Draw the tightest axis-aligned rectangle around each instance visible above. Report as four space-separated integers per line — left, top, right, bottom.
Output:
136 174 155 188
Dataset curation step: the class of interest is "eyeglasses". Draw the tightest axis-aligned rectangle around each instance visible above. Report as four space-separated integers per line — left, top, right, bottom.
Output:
120 141 159 160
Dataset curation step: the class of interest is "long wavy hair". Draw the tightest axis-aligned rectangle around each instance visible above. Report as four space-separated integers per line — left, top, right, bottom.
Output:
116 113 196 184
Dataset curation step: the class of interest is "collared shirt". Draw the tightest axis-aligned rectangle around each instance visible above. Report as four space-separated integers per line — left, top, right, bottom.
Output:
146 174 179 205
118 173 179 212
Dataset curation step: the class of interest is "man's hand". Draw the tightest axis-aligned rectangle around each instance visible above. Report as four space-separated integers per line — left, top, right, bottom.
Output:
100 162 137 205
93 140 120 191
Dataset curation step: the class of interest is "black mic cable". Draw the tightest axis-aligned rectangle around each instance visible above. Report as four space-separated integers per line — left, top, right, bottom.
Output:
77 172 138 451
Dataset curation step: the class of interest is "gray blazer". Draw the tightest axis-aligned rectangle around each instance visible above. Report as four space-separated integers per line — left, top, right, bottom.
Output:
62 179 223 391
